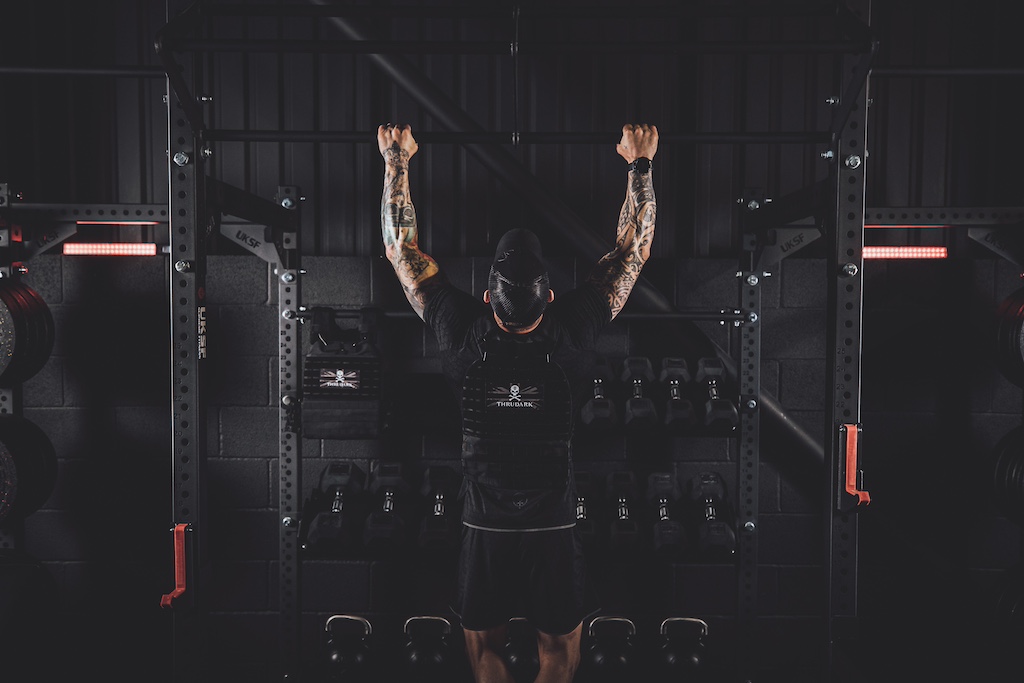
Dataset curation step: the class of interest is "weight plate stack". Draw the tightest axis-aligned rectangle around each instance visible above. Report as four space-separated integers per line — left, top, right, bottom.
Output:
0 280 55 388
993 287 1024 388
993 424 1024 527
0 414 58 524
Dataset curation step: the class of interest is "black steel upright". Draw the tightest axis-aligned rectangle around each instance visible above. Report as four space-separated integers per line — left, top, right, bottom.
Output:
825 1 874 681
160 0 209 679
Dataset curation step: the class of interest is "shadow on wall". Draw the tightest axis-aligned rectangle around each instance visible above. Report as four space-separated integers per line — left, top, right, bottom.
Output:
52 263 175 680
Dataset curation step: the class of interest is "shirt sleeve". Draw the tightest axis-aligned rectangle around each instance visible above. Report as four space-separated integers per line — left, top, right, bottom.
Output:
424 282 487 351
548 283 612 349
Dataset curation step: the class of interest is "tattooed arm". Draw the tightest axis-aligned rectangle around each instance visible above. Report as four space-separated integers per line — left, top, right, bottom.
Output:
377 124 445 320
586 123 659 320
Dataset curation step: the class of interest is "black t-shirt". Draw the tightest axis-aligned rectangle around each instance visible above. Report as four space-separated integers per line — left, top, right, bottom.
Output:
424 281 611 530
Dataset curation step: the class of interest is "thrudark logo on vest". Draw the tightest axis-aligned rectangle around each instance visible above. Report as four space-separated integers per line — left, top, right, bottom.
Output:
486 382 543 409
320 368 360 389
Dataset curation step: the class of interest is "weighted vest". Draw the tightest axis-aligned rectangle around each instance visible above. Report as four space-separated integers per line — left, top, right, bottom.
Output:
461 328 572 491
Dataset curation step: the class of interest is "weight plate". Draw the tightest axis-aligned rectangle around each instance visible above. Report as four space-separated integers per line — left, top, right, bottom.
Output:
2 283 39 369
12 282 54 381
993 425 1024 526
994 288 1024 388
0 415 58 519
0 281 54 386
0 440 17 524
0 294 16 380
0 284 32 386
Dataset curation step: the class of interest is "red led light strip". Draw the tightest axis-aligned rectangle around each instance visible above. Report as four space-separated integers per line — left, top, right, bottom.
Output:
862 246 947 260
76 220 162 226
864 224 947 229
63 243 159 256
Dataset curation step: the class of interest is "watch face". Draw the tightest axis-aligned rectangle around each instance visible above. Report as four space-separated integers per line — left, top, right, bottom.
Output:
632 158 651 174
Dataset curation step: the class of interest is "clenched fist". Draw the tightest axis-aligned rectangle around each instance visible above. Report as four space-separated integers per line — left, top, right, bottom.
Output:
616 124 658 164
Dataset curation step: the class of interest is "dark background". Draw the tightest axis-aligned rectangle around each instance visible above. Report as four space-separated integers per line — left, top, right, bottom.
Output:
1 1 1023 682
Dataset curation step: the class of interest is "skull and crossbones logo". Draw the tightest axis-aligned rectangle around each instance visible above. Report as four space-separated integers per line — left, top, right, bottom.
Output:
508 384 521 401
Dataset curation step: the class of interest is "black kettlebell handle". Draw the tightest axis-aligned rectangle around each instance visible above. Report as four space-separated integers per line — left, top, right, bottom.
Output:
404 615 452 637
588 615 636 638
660 616 708 638
326 614 373 637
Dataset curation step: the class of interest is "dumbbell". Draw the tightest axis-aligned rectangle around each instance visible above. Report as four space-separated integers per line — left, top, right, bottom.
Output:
581 355 617 429
647 472 687 559
660 358 697 432
417 465 460 552
574 469 601 551
582 616 638 683
304 461 366 555
654 617 708 682
694 357 739 431
323 614 374 682
363 461 412 555
687 472 736 561
621 356 658 429
505 617 540 683
607 470 640 552
403 616 455 683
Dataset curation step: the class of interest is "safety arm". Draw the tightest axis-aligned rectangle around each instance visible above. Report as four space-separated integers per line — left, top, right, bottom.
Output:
380 147 445 320
585 166 657 320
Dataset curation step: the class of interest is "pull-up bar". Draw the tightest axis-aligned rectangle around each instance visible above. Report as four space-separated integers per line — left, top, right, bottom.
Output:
175 39 870 55
203 3 840 20
203 130 831 145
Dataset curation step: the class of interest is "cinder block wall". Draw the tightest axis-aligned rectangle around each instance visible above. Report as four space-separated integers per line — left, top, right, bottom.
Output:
8 249 1022 682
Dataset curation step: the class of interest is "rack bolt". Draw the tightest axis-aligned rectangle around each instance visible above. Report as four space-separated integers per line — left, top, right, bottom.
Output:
746 199 760 211
747 311 758 323
201 145 213 159
174 260 192 273
282 516 296 528
841 262 859 277
172 152 190 167
745 274 759 286
281 197 295 209
282 395 294 406
281 272 296 283
746 399 757 410
744 521 756 532
282 309 297 320
844 154 862 169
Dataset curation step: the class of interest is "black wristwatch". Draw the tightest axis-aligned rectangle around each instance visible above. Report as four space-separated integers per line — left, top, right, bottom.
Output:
627 157 652 175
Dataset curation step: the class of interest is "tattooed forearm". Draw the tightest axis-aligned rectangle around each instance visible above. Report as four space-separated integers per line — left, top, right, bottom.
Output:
587 168 657 319
380 144 440 319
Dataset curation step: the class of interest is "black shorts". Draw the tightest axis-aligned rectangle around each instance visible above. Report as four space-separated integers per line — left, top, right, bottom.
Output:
452 523 588 636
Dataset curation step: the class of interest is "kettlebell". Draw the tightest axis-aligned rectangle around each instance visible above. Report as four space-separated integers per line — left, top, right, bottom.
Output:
404 615 453 681
504 617 540 683
656 616 708 680
323 614 373 682
584 616 636 682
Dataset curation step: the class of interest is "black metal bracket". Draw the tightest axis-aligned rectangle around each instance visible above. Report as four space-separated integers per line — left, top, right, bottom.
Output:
207 178 300 265
155 0 207 136
741 180 830 269
828 40 879 140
